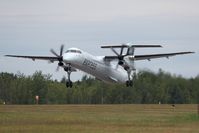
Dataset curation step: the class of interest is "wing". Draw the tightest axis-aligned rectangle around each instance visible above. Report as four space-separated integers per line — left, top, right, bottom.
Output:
5 55 59 62
5 54 78 72
134 51 194 61
104 51 194 61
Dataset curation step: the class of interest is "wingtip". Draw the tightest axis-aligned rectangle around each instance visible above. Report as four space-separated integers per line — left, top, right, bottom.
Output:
5 55 15 57
183 51 195 55
187 51 195 54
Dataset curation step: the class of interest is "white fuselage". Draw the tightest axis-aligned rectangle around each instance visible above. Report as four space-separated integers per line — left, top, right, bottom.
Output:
63 48 128 84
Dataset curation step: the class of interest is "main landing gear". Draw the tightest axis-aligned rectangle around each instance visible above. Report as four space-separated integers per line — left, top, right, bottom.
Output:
125 69 136 87
64 65 73 88
126 80 133 87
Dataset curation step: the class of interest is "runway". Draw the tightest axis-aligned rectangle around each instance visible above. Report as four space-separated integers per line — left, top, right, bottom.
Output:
0 104 198 133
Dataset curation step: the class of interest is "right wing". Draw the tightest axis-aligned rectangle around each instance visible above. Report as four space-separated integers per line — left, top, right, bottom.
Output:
5 55 60 62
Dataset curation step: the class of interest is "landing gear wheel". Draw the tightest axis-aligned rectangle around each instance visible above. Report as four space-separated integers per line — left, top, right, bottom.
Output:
66 81 73 88
66 81 69 88
69 81 73 88
129 81 133 87
126 80 133 87
126 81 129 87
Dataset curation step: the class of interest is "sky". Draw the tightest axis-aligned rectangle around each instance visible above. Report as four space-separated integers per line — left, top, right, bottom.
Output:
0 0 199 81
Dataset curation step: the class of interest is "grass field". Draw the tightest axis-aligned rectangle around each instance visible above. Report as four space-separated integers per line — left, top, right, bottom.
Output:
0 104 199 133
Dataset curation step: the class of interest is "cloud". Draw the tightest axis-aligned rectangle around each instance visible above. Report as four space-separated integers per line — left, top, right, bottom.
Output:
0 0 198 80
1 0 199 23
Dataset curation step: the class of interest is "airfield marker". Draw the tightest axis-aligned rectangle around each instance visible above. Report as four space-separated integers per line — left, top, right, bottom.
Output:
35 95 39 104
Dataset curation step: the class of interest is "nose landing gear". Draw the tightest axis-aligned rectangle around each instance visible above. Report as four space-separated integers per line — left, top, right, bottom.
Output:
64 65 73 88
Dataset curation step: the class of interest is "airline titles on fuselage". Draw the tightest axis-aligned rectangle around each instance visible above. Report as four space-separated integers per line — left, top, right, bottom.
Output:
82 59 97 70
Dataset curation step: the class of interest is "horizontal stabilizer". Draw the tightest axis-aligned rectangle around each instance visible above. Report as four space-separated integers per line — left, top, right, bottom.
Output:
101 44 162 48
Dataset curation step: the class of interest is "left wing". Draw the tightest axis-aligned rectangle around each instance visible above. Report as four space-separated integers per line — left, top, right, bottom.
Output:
104 51 194 61
134 51 194 61
5 55 59 62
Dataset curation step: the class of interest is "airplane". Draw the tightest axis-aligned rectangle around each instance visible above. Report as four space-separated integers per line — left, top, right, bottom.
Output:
5 43 194 88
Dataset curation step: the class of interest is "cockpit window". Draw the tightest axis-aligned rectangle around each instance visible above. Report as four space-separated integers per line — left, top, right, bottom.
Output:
66 50 82 54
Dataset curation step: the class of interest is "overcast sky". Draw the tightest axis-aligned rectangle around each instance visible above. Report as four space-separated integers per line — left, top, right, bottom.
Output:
0 0 198 81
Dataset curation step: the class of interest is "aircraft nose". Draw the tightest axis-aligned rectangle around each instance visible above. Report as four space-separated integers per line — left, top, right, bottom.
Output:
63 53 80 64
63 53 73 62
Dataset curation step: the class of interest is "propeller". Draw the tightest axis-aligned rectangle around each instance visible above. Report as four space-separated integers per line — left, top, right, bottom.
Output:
111 45 125 66
110 43 136 70
50 44 64 71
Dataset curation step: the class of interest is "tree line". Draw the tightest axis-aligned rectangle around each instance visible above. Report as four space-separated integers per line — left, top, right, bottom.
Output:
0 70 199 104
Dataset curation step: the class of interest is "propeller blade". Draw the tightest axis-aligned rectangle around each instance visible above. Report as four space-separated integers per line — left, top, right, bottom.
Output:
111 47 119 56
60 44 64 56
50 44 65 72
120 46 124 55
50 49 59 57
